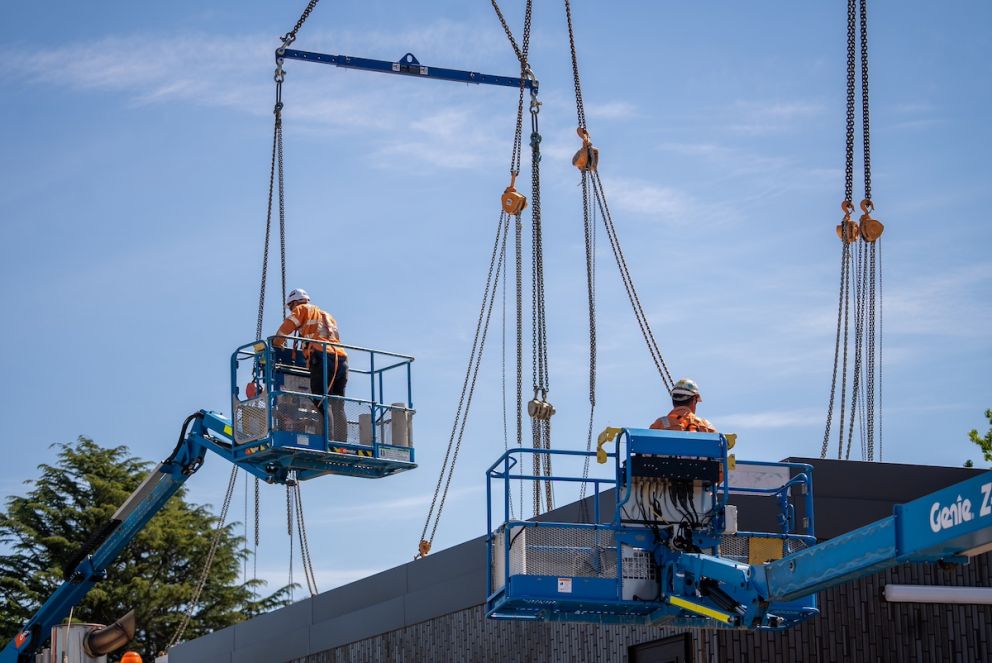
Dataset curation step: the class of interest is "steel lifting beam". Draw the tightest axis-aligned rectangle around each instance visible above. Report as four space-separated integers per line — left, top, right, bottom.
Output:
278 48 538 91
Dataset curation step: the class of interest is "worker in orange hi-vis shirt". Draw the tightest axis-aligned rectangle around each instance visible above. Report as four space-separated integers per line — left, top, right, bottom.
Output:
650 378 717 433
272 288 349 443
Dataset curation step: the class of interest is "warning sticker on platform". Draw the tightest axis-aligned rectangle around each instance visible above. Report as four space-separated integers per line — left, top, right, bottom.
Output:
557 578 572 593
296 434 310 447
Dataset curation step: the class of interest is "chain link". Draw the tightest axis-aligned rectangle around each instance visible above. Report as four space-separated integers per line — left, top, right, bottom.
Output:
286 483 294 600
564 0 587 130
279 0 322 52
418 212 509 553
579 171 597 498
821 241 850 458
860 0 873 201
591 172 675 392
168 465 239 648
293 482 319 596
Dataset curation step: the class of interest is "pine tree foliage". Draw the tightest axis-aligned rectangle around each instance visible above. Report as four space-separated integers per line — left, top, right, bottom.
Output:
967 408 992 466
0 437 292 659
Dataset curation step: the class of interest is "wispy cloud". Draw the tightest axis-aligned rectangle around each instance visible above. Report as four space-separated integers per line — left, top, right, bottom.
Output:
720 100 823 136
719 408 824 429
586 101 638 120
603 176 741 228
304 485 483 525
1 25 513 171
884 263 992 337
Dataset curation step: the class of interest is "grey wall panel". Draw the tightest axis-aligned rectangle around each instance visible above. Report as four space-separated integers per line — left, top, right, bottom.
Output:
232 625 310 663
168 625 235 663
311 565 407 623
309 596 406 653
403 570 484 625
234 597 312 649
406 537 486 592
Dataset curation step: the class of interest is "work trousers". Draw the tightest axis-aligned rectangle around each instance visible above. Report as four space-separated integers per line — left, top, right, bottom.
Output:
309 351 349 443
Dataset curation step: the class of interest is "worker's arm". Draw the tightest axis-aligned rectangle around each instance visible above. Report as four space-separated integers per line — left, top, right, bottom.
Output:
271 315 300 348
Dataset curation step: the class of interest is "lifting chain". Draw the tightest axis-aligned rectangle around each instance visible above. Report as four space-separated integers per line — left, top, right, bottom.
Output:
417 0 541 552
167 465 239 649
417 214 510 558
278 0 322 53
495 0 534 215
563 0 675 398
823 0 882 461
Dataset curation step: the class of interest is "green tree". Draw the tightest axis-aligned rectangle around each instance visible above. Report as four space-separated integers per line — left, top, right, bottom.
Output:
0 437 291 659
965 409 992 468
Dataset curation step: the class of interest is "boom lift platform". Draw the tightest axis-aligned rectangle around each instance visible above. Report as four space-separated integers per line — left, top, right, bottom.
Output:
486 428 992 629
232 337 416 481
2 338 416 662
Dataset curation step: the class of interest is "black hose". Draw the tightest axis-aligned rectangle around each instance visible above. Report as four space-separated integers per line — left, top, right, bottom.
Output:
165 412 204 464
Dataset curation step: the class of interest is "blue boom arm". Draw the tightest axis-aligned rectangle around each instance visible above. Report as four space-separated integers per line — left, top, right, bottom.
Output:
2 410 244 663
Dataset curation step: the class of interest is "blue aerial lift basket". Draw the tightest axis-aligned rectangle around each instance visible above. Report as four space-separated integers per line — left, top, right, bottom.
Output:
486 428 818 629
486 428 992 631
231 336 417 482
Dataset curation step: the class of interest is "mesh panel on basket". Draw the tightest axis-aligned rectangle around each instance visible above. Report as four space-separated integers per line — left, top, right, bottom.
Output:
234 397 268 443
273 394 324 436
720 535 810 564
508 526 617 579
351 402 413 446
719 535 751 563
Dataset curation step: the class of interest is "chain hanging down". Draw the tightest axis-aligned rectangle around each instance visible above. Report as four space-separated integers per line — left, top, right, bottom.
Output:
525 74 555 516
563 0 677 498
822 0 883 462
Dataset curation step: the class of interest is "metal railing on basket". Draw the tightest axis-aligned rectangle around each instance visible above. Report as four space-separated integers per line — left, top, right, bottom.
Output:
230 336 415 456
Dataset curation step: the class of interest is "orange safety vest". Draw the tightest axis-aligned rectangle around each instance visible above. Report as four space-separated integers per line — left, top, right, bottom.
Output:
650 406 716 433
274 303 347 358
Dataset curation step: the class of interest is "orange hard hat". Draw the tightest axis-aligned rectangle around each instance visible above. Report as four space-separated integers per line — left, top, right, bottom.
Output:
121 653 142 663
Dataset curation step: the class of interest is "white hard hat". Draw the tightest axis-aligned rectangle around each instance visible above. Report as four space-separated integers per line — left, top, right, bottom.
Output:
287 288 310 305
671 378 702 402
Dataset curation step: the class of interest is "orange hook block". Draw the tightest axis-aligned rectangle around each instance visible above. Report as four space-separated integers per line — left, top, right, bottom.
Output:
571 127 600 172
836 200 860 243
501 173 528 215
418 539 432 558
859 198 884 242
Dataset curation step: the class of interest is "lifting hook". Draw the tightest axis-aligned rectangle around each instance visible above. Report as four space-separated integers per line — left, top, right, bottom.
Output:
858 198 884 242
501 172 528 215
836 200 860 244
571 127 600 172
527 389 556 421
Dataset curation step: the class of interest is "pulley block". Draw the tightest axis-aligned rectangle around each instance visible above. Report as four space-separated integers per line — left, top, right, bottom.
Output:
836 200 860 244
501 173 528 215
527 397 556 421
858 199 884 242
418 539 432 557
571 127 600 172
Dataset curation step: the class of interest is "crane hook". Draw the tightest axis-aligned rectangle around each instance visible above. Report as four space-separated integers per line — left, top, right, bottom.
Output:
501 172 528 215
859 198 884 242
836 200 860 244
571 127 600 172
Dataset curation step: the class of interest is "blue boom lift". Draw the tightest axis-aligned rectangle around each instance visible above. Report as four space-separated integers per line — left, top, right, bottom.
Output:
1 337 415 663
2 15 547 652
486 428 992 629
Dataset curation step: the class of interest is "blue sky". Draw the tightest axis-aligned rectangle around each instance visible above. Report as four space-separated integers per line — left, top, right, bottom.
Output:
1 1 990 601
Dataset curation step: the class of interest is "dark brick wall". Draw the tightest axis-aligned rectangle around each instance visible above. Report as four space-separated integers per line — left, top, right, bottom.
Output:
294 554 991 663
716 554 992 663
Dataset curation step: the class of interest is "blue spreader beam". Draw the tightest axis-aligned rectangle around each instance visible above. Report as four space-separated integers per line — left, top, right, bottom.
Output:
278 48 538 91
